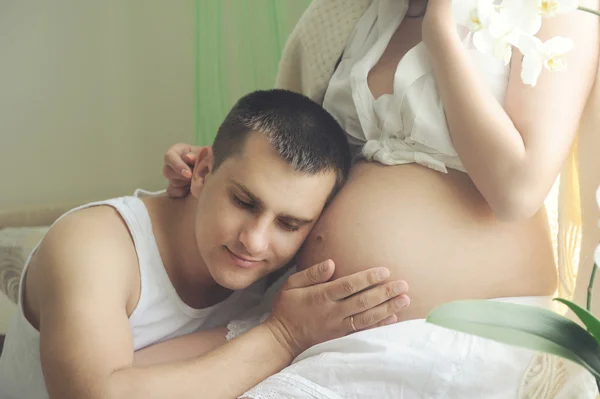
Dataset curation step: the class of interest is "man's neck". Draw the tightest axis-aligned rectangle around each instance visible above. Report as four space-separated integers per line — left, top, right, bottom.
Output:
142 195 231 309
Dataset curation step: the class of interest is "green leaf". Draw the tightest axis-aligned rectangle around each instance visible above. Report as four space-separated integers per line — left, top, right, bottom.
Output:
554 298 600 344
426 300 600 380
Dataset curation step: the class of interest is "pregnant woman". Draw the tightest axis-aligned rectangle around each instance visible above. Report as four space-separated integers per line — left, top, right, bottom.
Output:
162 0 600 396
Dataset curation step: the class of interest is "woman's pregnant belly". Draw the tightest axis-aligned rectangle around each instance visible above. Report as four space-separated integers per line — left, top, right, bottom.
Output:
297 161 558 321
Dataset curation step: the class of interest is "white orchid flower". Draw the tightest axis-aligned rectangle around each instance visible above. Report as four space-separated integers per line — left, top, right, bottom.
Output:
472 24 514 64
533 0 579 17
454 0 549 65
453 0 496 32
454 0 515 63
518 35 574 86
454 0 583 84
499 0 544 36
517 0 579 37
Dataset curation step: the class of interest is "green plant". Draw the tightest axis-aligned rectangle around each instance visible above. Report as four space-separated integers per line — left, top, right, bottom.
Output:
426 184 600 390
426 265 600 389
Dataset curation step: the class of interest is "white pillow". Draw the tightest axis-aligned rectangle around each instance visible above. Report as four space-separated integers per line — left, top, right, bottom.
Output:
0 227 49 304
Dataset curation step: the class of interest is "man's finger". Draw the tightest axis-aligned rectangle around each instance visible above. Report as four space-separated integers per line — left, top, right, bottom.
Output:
284 260 335 290
325 267 390 302
340 280 407 318
346 294 408 331
350 314 397 334
374 314 398 328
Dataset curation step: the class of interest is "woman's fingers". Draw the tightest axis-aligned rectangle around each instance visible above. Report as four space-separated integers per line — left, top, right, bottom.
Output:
162 165 191 184
163 143 196 178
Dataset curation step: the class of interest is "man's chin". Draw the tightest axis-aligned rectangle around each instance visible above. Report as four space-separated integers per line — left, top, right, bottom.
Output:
211 268 261 291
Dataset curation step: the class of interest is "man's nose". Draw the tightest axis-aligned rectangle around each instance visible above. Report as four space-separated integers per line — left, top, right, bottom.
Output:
238 219 269 255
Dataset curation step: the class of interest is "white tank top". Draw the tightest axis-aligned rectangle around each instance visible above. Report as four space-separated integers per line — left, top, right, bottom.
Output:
0 193 267 399
322 0 511 173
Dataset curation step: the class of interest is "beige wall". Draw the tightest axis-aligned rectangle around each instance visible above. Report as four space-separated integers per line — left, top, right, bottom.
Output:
0 1 194 209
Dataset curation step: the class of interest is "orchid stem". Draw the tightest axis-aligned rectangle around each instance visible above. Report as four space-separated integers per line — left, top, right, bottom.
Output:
588 261 598 313
578 6 600 17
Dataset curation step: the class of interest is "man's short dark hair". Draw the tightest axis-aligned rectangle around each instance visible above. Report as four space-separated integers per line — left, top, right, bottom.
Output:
212 89 351 198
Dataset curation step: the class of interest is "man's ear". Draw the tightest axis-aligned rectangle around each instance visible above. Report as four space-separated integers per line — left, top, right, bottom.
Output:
190 147 214 199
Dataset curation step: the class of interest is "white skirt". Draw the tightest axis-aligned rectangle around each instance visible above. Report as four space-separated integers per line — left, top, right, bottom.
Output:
239 295 597 399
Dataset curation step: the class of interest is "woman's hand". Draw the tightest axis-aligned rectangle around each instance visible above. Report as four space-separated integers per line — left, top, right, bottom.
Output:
162 143 205 197
265 260 410 358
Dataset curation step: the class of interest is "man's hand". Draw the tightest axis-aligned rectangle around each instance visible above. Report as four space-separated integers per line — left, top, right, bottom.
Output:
266 260 410 357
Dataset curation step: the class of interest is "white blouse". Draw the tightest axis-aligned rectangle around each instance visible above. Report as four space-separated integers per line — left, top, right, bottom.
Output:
322 0 511 173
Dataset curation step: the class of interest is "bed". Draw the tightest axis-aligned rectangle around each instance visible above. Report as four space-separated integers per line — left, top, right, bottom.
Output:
0 203 77 354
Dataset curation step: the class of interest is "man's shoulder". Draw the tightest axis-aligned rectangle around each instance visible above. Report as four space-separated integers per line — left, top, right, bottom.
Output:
32 204 139 285
23 204 140 326
48 204 134 249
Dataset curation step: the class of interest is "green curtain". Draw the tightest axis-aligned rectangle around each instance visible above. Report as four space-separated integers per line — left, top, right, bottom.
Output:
194 0 311 145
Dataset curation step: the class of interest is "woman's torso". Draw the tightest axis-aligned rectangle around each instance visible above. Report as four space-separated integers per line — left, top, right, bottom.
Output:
297 0 557 321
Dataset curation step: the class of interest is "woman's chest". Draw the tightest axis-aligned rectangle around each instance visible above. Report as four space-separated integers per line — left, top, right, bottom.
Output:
367 17 423 99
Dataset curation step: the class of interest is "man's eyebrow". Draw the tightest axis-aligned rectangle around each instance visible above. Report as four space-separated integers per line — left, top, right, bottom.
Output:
231 180 264 207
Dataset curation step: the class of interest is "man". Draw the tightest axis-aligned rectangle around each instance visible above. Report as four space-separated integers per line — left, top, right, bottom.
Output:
0 89 408 399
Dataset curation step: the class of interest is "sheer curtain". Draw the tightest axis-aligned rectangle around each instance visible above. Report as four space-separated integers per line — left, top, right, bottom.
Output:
194 0 311 145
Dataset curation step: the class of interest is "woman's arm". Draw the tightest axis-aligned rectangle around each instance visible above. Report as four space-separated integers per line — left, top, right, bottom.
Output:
423 1 599 221
133 328 228 366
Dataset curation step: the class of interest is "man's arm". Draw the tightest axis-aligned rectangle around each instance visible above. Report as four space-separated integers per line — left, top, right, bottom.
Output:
36 208 294 399
133 328 228 366
36 208 406 399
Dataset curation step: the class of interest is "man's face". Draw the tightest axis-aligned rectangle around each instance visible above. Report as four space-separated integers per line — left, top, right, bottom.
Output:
190 132 336 290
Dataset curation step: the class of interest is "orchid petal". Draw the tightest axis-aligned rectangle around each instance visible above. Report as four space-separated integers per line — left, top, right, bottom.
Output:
453 0 481 30
518 34 542 56
521 52 544 86
473 29 498 56
542 36 574 55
